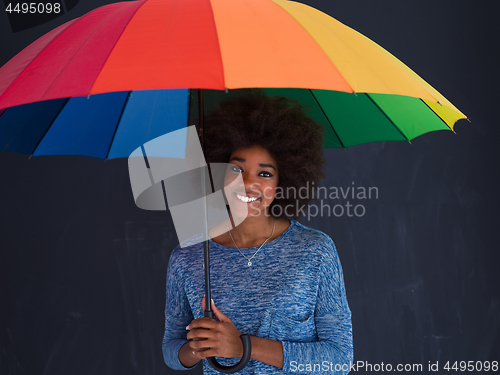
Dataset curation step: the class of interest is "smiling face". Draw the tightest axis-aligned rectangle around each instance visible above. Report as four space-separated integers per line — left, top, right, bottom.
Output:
223 145 279 220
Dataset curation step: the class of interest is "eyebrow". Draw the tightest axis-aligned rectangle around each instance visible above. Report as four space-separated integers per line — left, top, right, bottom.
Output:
229 157 276 171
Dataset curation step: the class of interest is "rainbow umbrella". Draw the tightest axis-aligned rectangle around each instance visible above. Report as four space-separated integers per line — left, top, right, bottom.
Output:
0 0 466 372
0 0 466 158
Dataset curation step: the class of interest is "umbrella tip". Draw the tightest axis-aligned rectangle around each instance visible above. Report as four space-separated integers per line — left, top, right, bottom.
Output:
437 101 442 106
353 91 357 97
408 141 412 145
225 88 229 93
452 130 457 135
28 154 32 160
87 94 91 99
466 117 471 123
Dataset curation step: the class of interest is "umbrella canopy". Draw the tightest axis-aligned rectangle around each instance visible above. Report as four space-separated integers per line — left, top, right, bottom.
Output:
0 0 467 372
0 87 463 159
0 0 466 159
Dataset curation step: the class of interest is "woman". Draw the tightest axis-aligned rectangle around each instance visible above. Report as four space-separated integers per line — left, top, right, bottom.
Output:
162 91 353 375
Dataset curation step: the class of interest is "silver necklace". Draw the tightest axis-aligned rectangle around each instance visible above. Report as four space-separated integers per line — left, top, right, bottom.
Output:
227 217 276 266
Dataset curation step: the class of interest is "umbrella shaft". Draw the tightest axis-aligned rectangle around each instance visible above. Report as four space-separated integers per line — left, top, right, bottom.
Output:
203 240 211 312
198 89 212 314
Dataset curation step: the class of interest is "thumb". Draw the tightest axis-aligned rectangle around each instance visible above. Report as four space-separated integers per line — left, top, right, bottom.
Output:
202 295 209 312
209 298 228 322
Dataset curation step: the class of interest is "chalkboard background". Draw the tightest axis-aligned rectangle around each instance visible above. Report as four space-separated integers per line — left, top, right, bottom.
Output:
1 1 498 374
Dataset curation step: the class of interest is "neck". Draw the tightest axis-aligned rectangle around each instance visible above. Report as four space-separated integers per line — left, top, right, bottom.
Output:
229 213 275 247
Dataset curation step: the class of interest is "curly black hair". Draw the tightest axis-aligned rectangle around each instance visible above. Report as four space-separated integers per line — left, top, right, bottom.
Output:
204 89 325 219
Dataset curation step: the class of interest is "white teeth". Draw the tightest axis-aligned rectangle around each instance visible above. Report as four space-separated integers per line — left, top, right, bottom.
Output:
236 194 258 203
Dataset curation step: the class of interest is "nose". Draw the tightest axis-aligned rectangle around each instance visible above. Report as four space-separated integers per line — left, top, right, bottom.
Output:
242 173 259 192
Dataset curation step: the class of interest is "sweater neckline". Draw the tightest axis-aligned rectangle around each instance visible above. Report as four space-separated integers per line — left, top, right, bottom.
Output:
209 219 295 250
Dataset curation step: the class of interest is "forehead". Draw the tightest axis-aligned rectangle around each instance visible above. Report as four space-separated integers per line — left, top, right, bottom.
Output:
230 145 277 165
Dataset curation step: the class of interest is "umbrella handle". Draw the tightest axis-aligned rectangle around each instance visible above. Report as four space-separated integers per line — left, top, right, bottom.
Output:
203 311 252 373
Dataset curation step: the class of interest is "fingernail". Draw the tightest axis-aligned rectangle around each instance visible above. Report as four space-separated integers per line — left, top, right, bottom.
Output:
186 325 190 330
211 299 214 304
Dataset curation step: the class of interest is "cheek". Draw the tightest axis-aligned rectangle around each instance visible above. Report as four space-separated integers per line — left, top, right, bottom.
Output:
223 170 241 188
262 185 277 201
223 172 245 196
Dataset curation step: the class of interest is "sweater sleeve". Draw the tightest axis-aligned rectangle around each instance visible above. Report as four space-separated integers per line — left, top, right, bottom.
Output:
280 239 353 375
162 249 198 370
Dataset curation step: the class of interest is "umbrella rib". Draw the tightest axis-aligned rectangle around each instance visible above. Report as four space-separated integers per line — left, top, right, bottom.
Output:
419 98 454 131
365 93 410 142
87 1 148 96
104 90 131 161
44 2 146 101
308 89 346 149
0 20 77 105
28 97 71 159
205 1 226 88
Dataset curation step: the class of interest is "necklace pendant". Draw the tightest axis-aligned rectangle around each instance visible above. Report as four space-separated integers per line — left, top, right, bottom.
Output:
247 261 252 266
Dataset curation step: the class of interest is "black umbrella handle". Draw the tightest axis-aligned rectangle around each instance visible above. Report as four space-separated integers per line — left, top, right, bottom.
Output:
203 311 252 373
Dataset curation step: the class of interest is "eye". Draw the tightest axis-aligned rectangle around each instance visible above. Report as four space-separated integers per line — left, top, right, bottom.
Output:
259 171 273 178
231 165 243 173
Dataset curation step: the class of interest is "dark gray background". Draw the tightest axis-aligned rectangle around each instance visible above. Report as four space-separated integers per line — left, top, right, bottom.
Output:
1 1 499 374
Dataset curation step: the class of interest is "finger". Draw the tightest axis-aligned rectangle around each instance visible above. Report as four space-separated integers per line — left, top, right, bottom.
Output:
196 348 221 359
201 295 214 313
188 316 215 324
189 340 210 351
187 317 218 330
190 338 217 351
202 295 215 313
191 347 211 360
210 299 228 323
187 328 216 341
190 349 206 360
190 344 212 352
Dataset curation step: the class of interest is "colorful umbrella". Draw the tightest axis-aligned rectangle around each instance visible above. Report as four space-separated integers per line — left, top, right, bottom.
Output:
0 0 467 372
0 0 466 158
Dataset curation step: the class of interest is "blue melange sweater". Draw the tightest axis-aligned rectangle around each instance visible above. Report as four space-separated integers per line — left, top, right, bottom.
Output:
162 220 353 375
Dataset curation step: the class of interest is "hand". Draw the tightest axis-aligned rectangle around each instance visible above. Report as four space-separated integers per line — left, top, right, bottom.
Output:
186 296 244 359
